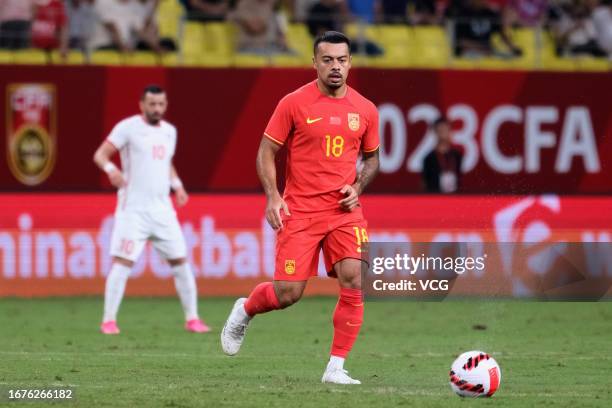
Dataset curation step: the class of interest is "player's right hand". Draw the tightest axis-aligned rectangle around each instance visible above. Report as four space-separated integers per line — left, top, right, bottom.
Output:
266 194 290 230
108 169 127 188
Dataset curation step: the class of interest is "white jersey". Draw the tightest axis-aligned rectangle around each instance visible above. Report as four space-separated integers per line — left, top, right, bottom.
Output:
106 115 177 212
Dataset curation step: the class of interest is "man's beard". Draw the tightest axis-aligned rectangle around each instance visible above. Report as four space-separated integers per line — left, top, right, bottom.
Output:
145 113 161 124
326 80 342 89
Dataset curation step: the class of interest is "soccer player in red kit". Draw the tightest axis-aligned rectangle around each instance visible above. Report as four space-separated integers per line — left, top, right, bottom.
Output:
221 31 380 385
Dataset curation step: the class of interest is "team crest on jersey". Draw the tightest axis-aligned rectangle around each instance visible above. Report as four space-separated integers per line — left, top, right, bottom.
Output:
284 259 296 275
348 113 360 131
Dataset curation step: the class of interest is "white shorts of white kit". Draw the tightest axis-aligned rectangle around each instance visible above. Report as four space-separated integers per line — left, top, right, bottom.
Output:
110 208 187 262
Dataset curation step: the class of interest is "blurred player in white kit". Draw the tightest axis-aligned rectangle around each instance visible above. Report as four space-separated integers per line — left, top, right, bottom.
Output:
93 85 210 335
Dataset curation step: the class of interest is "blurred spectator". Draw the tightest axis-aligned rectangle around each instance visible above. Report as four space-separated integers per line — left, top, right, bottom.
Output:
306 0 383 55
549 0 605 56
347 0 378 23
504 0 548 26
180 0 230 22
0 0 35 49
89 0 140 52
132 0 176 52
31 0 68 58
593 0 612 56
67 0 95 51
89 0 174 55
292 0 319 21
306 0 347 35
447 0 522 57
422 117 463 193
407 0 445 24
230 0 291 55
381 0 409 24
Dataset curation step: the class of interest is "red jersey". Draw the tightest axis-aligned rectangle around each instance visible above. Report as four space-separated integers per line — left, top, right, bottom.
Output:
31 0 67 49
264 80 379 219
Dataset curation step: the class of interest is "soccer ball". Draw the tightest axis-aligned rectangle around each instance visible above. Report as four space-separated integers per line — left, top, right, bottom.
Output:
449 351 501 397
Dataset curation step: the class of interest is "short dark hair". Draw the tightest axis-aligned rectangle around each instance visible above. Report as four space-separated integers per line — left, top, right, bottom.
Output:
432 116 449 129
141 84 165 100
313 31 351 55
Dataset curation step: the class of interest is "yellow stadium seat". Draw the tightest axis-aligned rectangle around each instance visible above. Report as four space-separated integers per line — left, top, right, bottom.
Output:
413 26 449 68
575 57 610 71
450 58 479 70
0 50 13 64
49 50 86 65
539 32 576 71
348 54 372 67
13 49 48 64
344 23 378 42
182 21 206 65
286 23 313 60
344 23 384 66
232 53 269 67
511 28 537 69
182 21 234 66
125 51 158 66
201 22 233 66
478 57 514 70
376 25 414 67
90 50 123 65
161 52 179 66
157 0 183 42
271 53 309 67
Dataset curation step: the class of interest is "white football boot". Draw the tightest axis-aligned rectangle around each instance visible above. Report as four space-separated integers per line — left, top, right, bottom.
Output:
321 365 361 385
221 298 250 356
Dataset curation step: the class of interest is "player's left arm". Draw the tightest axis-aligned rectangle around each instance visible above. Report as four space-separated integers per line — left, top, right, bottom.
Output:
339 104 380 211
339 149 380 211
170 164 189 207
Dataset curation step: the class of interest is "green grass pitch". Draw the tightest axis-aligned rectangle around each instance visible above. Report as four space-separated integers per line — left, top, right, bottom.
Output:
1 297 611 407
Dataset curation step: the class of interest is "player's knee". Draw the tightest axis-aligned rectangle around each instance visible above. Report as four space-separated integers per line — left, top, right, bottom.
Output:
274 284 304 308
167 257 186 267
336 259 363 289
340 274 361 290
113 257 134 268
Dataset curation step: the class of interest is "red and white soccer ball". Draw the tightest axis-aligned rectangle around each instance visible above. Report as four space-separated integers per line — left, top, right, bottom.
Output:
449 351 501 397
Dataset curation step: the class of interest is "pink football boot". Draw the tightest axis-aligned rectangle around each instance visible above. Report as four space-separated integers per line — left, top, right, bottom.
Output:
100 321 120 335
185 319 211 333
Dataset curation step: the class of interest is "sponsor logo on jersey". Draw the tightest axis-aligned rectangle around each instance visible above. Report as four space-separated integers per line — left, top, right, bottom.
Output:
6 84 56 186
284 259 296 275
348 113 360 131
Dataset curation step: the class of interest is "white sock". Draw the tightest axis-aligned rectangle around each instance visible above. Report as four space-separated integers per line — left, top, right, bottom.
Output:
328 355 345 371
172 263 199 321
103 263 131 322
236 303 250 323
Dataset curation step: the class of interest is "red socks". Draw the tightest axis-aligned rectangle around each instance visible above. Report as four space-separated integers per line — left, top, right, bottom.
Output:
244 282 281 317
244 284 363 359
331 288 364 358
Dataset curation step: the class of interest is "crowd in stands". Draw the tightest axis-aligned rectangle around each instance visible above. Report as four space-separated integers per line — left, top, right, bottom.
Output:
0 0 610 62
0 0 175 61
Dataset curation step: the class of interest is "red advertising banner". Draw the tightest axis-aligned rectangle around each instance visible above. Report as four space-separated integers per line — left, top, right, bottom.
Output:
0 194 611 297
0 67 611 193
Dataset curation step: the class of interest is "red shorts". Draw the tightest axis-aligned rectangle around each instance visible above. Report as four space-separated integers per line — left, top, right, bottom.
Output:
274 209 369 281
